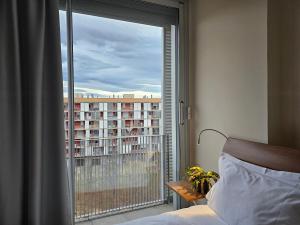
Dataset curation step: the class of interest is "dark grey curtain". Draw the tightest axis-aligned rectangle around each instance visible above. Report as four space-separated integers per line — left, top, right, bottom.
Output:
0 1 71 225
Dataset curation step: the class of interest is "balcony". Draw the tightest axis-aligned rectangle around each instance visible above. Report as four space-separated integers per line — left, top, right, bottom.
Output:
152 128 160 135
122 121 134 128
151 120 159 127
64 112 69 120
122 120 145 128
108 129 118 137
121 103 134 111
89 121 99 129
90 131 99 139
75 140 85 148
121 128 144 136
75 121 85 130
122 112 133 119
134 120 144 127
70 135 168 222
77 204 173 225
108 121 118 129
148 111 161 119
89 103 99 111
151 103 159 111
74 130 86 140
108 103 118 111
85 112 100 121
122 137 138 145
75 105 81 112
74 112 81 121
108 112 118 120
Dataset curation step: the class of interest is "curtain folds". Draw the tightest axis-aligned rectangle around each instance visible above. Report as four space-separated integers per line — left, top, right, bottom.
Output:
0 1 71 225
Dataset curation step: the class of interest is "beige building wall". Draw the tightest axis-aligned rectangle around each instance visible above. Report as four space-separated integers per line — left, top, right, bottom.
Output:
188 0 268 171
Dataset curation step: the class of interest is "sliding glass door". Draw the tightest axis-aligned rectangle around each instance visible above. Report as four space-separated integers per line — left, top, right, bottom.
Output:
59 0 181 221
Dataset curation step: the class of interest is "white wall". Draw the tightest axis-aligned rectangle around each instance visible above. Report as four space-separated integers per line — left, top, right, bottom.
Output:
189 0 268 171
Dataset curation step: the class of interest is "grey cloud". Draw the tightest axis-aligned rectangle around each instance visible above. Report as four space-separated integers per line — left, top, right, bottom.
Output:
59 11 162 95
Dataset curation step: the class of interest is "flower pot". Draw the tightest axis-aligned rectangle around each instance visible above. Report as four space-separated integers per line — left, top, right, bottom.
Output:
197 180 210 195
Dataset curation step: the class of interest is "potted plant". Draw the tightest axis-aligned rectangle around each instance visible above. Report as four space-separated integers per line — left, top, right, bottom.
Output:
185 166 220 195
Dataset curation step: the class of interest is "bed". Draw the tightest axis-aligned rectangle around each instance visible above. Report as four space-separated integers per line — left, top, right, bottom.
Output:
117 138 300 225
118 205 226 225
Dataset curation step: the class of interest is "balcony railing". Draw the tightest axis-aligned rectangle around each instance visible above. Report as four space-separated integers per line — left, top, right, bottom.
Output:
148 111 161 119
122 107 134 111
69 135 166 221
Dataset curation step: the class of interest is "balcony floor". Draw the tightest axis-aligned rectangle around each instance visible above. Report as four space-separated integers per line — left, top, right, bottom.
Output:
77 204 174 225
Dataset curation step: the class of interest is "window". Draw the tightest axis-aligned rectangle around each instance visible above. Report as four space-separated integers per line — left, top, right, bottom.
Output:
59 0 179 221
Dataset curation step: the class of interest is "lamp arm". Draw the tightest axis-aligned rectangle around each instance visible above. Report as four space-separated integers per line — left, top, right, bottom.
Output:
197 129 228 145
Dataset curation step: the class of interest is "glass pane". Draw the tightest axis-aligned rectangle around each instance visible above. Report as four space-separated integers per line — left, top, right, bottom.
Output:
72 13 164 219
59 9 69 157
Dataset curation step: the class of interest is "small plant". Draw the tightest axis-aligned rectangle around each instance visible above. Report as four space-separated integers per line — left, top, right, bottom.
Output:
185 166 220 195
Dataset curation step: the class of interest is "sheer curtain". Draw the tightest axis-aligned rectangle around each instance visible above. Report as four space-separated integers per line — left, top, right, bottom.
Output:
0 0 71 224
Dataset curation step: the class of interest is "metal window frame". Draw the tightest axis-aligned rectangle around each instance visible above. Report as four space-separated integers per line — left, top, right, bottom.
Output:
65 0 75 224
60 0 179 27
62 0 189 221
175 0 190 209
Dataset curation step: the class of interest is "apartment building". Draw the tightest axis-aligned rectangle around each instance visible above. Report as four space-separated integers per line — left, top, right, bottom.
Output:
64 95 163 157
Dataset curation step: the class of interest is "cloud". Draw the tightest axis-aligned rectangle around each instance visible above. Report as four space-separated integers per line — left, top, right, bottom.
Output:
63 81 160 98
59 11 162 97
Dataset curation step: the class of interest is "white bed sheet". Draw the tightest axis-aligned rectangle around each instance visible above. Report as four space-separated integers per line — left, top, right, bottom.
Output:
116 205 227 225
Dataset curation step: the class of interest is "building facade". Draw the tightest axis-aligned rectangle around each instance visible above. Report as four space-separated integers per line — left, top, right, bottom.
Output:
64 96 163 157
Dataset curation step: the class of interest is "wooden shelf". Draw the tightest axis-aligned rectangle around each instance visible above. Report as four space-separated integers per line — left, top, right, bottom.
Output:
166 181 205 203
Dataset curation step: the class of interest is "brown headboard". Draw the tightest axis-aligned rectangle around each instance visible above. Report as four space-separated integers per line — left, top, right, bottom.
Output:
223 138 300 173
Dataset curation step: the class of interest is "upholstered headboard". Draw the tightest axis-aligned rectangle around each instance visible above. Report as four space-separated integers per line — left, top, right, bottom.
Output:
223 138 300 173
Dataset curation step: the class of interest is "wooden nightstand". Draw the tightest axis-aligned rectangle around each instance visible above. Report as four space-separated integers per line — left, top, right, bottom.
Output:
166 181 206 205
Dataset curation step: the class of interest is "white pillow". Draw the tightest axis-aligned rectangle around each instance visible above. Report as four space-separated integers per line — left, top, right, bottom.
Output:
206 153 300 225
223 152 300 188
265 168 300 189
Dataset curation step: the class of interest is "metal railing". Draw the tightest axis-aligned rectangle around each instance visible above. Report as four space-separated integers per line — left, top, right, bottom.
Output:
70 135 166 221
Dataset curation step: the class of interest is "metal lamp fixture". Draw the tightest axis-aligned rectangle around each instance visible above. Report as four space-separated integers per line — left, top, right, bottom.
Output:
197 129 228 145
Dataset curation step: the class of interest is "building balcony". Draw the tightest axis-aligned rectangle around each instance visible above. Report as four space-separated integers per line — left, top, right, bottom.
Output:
74 131 86 139
75 135 85 140
89 103 99 111
121 103 134 111
122 137 138 145
121 112 134 119
89 108 99 111
89 125 99 130
121 128 144 136
85 116 100 121
133 122 144 127
152 128 160 135
89 121 99 129
90 135 99 139
151 121 159 127
77 204 173 225
122 107 134 111
122 121 134 128
70 135 169 223
148 111 161 119
107 103 118 111
74 144 84 149
108 117 118 121
108 121 118 129
74 122 85 130
108 131 118 137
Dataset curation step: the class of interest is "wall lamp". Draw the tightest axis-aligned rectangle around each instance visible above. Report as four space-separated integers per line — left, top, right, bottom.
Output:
197 129 228 145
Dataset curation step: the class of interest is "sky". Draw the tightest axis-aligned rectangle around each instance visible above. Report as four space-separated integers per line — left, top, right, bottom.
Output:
59 12 163 98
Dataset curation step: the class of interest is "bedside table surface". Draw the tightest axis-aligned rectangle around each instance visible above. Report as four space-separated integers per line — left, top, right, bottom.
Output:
166 181 205 202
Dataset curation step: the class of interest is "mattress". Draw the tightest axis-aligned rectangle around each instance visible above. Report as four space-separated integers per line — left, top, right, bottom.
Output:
116 205 227 225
